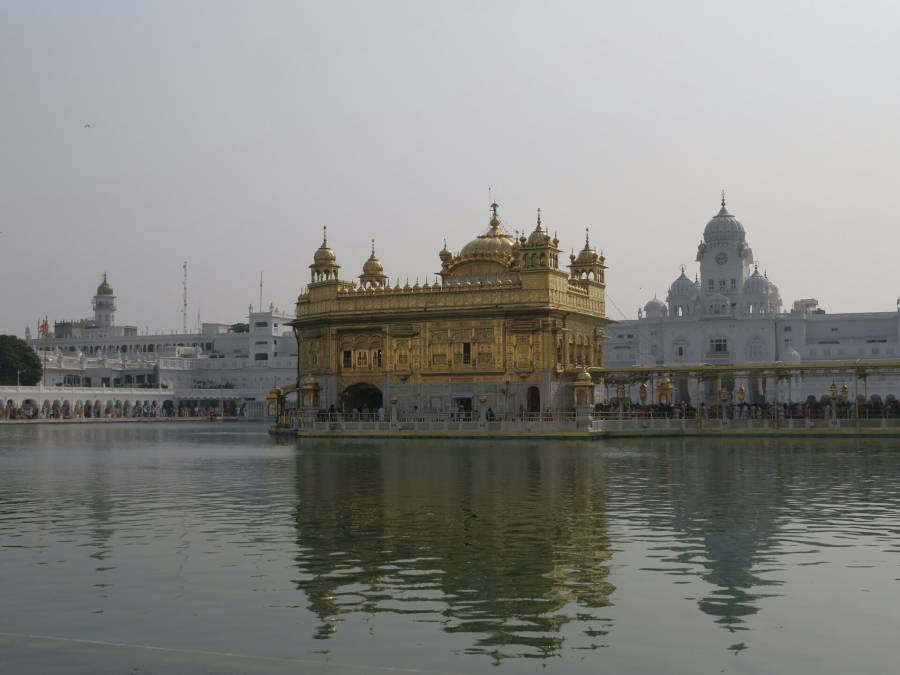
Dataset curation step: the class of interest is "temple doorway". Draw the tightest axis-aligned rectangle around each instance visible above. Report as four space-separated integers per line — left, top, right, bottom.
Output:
526 386 541 414
342 383 383 413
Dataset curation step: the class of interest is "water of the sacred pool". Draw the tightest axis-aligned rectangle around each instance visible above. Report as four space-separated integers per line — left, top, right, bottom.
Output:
1 424 898 674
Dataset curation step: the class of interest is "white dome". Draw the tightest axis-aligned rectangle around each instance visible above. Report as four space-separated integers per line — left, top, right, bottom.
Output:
644 296 667 319
704 201 746 243
668 269 697 298
743 267 770 295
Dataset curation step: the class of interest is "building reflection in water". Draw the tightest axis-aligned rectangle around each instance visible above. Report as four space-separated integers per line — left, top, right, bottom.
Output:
289 436 900 658
653 439 785 632
290 441 615 659
613 437 900 636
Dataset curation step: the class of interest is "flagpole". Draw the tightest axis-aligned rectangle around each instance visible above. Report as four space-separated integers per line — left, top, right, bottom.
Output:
42 316 48 387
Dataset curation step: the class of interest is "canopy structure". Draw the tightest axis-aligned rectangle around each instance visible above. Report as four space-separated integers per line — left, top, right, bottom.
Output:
588 359 900 413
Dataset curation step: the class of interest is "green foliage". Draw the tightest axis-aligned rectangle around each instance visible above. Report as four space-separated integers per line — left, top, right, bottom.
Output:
229 322 249 333
0 335 42 385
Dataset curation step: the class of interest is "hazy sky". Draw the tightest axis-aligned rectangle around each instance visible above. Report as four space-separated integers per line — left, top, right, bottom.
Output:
2 0 899 335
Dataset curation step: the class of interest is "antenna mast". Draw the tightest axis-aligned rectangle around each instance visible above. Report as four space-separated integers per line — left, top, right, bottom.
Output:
259 271 263 312
182 260 188 334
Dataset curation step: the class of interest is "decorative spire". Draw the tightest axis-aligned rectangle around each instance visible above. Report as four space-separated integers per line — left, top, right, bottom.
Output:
536 207 542 228
721 189 726 209
680 264 685 274
489 201 500 228
371 238 376 257
584 228 591 248
322 225 327 246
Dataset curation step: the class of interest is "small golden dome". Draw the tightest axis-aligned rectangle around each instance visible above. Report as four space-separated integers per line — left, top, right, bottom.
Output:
576 368 593 382
574 229 599 265
313 226 337 265
362 239 384 275
526 208 552 247
439 238 453 262
96 273 114 296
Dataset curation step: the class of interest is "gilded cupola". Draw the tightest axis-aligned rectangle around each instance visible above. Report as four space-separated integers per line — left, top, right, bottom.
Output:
457 202 516 260
525 208 552 247
439 238 453 268
96 272 114 296
310 226 341 282
569 229 605 283
359 239 387 289
440 202 516 279
520 208 561 270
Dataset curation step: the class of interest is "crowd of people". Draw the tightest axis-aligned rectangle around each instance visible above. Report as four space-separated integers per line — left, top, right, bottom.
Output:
597 395 900 420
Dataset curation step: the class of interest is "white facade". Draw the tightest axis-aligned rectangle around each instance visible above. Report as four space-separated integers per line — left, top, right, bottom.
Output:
604 197 900 401
28 279 298 413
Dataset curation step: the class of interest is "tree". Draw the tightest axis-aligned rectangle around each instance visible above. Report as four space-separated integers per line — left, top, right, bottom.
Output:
0 335 42 385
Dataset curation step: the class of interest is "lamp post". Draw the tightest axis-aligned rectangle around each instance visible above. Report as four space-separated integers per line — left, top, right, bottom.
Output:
829 381 838 423
16 369 24 388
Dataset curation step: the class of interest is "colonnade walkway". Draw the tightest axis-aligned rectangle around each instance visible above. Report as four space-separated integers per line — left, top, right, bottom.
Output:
0 385 268 420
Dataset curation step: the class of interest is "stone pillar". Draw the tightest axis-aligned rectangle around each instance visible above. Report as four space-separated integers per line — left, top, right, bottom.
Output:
576 404 593 432
300 405 317 423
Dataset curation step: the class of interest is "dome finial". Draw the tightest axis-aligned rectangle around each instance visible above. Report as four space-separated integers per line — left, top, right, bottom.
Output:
537 207 542 228
490 200 500 226
585 228 590 247
680 264 685 274
322 225 328 246
371 238 376 256
721 189 726 209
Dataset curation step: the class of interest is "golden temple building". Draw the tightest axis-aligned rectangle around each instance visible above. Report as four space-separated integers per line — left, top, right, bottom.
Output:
289 203 609 416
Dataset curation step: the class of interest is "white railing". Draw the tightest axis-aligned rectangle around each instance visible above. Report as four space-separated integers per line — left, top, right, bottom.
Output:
291 411 583 433
0 385 172 397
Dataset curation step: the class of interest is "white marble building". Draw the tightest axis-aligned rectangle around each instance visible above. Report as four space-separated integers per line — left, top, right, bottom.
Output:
604 195 900 402
27 277 298 415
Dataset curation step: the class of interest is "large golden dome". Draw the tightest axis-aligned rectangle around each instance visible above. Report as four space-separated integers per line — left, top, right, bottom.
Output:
458 202 515 261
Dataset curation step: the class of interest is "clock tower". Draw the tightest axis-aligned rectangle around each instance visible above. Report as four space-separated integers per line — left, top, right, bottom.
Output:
695 193 754 313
